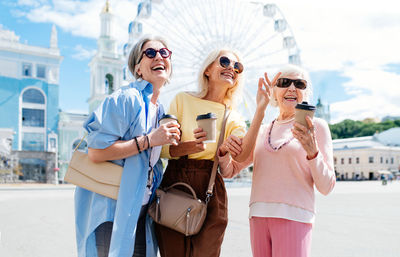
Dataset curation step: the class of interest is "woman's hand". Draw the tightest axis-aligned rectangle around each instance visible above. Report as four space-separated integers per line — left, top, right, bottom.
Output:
148 121 181 146
193 127 207 152
256 72 281 110
219 135 242 157
291 116 319 159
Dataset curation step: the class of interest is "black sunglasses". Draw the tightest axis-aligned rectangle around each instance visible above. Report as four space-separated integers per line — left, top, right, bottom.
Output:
141 48 172 59
219 56 244 74
276 78 307 90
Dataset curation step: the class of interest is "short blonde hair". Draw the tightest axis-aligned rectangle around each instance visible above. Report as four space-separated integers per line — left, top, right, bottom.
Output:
194 48 244 108
269 64 313 107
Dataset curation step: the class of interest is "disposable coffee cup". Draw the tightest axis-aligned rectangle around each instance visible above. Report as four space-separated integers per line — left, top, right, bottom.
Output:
295 101 316 129
159 114 179 144
196 112 217 143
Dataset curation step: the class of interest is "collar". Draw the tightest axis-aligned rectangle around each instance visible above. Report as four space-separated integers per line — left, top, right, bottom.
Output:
130 79 155 106
130 79 154 96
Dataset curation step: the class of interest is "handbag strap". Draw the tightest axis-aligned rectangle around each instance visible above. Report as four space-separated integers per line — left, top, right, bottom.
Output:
73 134 87 152
205 108 230 204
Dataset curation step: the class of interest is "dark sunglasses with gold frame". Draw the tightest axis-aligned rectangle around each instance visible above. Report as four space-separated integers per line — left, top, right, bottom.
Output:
219 56 244 74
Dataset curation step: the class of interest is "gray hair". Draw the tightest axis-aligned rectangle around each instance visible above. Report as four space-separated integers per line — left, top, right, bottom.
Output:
128 35 170 79
269 64 313 107
195 48 244 108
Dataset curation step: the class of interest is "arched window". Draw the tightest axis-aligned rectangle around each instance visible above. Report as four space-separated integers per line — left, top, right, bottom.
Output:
20 87 46 151
22 88 45 104
105 73 114 94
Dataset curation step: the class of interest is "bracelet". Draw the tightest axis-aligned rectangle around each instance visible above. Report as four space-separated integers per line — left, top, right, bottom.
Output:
134 136 141 154
145 135 151 149
306 151 318 160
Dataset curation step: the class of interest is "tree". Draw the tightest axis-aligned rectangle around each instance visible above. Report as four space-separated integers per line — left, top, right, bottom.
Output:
329 119 400 139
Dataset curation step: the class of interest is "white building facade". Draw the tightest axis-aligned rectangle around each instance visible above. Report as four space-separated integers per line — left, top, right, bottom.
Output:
333 128 400 180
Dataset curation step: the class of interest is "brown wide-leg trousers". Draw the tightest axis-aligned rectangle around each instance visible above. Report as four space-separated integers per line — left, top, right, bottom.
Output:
155 158 228 257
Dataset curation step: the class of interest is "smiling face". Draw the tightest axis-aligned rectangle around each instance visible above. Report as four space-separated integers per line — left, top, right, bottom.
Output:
204 51 240 88
136 40 172 87
274 73 307 115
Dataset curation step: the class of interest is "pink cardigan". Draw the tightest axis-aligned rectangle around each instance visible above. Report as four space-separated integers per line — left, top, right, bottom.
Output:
219 118 336 213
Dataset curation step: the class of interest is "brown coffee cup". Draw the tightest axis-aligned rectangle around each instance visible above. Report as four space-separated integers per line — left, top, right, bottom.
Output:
295 101 316 129
159 114 179 144
196 113 217 143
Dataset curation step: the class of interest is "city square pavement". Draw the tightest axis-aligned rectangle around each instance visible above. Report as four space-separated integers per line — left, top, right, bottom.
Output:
0 181 399 257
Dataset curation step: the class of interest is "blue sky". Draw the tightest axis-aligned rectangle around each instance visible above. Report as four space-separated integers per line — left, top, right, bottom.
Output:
1 0 400 123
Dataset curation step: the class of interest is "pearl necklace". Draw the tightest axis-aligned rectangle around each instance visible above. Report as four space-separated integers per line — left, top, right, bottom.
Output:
268 119 294 151
275 117 295 124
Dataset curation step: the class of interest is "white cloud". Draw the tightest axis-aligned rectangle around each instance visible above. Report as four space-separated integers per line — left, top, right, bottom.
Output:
13 0 137 46
329 64 400 123
273 0 400 122
16 0 46 8
11 0 400 122
71 44 96 60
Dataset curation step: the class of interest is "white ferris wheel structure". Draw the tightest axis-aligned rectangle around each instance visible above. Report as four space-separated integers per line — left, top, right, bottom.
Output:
123 0 301 122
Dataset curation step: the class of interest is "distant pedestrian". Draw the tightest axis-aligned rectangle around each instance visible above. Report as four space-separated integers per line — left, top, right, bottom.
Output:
219 64 336 257
74 35 180 257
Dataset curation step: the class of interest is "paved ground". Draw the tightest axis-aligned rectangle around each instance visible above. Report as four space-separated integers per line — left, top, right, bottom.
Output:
0 181 399 257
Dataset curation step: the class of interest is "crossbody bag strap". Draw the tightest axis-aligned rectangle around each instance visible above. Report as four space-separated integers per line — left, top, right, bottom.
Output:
73 133 87 152
205 108 230 204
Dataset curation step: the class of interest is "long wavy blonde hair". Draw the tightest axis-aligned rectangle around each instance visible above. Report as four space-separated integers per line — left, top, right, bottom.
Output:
193 48 244 109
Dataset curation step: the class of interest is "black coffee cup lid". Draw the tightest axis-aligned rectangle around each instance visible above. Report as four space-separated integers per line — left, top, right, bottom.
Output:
159 114 178 121
295 101 316 111
196 112 217 120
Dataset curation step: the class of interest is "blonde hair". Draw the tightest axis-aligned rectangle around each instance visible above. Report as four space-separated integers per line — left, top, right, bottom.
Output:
194 48 244 108
269 64 313 107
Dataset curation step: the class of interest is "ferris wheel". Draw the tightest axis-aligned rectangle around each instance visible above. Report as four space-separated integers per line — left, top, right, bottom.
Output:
123 0 301 121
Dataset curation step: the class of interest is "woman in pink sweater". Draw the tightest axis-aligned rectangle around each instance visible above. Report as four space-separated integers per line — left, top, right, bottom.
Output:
218 64 336 257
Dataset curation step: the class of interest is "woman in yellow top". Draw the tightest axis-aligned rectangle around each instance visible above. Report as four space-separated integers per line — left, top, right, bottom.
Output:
155 48 246 257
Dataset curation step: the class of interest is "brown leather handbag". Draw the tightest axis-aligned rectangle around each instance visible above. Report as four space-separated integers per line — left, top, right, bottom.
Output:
148 110 229 236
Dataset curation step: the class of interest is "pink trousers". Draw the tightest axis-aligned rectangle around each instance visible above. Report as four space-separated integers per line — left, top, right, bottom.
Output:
250 217 313 257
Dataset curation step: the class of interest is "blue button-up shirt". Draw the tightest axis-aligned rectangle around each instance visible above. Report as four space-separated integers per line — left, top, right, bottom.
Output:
74 80 164 257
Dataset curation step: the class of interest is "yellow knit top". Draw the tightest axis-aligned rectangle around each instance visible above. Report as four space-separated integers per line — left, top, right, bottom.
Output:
161 92 246 160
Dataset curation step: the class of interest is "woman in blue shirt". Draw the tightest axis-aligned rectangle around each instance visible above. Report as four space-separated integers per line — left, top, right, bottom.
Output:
74 35 181 257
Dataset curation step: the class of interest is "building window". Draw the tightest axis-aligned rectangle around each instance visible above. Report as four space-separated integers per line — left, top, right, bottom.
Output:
341 158 344 165
356 157 359 164
386 158 388 164
49 138 56 148
22 133 45 151
391 158 394 164
20 87 46 151
369 157 374 163
22 108 45 127
22 63 32 77
348 158 352 164
22 88 45 104
380 157 383 163
334 157 337 165
36 65 46 78
105 74 114 94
